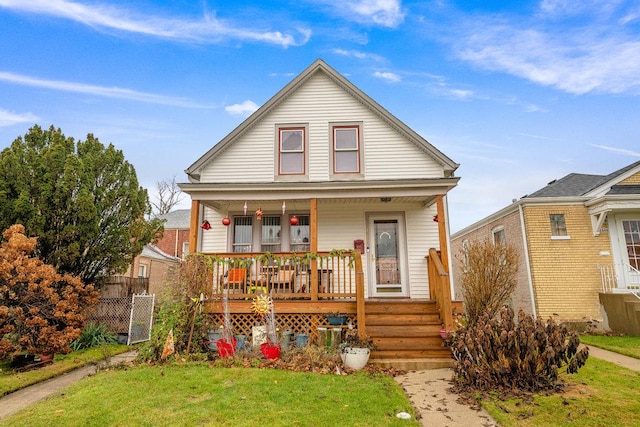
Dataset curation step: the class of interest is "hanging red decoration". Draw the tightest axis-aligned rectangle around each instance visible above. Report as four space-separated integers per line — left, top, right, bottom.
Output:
433 214 439 223
290 215 299 226
222 217 231 226
201 220 212 230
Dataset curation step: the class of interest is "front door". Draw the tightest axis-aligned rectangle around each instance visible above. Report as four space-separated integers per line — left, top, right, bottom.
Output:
367 214 408 297
620 219 640 289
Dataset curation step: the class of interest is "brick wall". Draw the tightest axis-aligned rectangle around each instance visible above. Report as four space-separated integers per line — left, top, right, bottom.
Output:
619 171 640 185
522 204 612 322
156 229 190 258
451 206 535 317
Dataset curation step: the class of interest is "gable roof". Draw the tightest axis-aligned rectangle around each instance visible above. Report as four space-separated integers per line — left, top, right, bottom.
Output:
140 244 181 262
525 160 640 199
156 209 190 229
184 59 459 181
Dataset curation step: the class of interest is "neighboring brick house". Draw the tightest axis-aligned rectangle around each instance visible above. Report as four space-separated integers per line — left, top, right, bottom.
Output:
101 209 189 297
452 160 640 334
155 209 191 259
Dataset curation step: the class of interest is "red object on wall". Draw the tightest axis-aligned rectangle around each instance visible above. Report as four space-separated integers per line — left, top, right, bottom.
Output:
200 220 212 230
433 214 438 222
222 217 231 226
290 215 299 226
354 239 365 253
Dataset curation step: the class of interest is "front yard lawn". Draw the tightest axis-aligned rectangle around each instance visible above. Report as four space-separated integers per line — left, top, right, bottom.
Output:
0 344 131 397
3 363 419 426
579 334 640 359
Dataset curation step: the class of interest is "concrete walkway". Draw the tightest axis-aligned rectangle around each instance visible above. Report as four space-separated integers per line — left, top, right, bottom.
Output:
1 346 638 424
0 351 138 420
395 345 640 426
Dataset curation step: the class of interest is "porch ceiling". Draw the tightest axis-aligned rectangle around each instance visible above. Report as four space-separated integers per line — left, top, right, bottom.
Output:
201 196 439 211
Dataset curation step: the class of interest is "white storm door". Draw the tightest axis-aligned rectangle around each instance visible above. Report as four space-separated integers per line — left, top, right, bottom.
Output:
620 219 640 289
367 214 408 297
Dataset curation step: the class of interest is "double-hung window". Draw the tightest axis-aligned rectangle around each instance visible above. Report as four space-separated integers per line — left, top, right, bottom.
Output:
332 125 361 174
550 214 569 239
279 127 305 175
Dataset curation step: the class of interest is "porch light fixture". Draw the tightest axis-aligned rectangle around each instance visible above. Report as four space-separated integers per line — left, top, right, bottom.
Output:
290 215 299 226
200 220 212 230
222 217 231 226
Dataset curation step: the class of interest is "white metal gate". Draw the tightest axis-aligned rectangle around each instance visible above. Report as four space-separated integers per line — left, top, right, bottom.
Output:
127 294 155 345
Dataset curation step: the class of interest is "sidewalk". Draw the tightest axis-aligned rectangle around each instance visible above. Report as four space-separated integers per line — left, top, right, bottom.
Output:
395 345 640 426
0 351 137 420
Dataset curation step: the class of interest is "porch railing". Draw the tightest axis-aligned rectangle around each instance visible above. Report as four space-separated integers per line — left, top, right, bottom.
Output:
598 263 640 292
427 248 454 331
202 251 362 301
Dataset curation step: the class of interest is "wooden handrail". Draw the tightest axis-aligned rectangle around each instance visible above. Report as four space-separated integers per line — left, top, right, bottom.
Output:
427 248 454 331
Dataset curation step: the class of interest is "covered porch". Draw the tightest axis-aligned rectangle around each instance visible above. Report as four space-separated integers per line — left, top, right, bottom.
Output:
185 193 458 366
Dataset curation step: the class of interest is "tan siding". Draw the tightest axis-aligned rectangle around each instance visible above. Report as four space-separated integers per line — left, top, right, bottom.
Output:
619 171 640 185
451 209 534 316
523 205 612 322
200 72 444 183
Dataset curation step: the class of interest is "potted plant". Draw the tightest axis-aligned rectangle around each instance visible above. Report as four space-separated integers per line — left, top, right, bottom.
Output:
252 294 281 359
340 330 375 370
326 312 348 326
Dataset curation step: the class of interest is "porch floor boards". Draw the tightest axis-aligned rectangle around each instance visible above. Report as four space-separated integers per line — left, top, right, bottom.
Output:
364 300 452 369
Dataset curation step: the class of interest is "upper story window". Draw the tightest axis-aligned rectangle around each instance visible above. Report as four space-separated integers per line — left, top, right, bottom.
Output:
550 214 570 239
332 125 361 174
278 127 305 175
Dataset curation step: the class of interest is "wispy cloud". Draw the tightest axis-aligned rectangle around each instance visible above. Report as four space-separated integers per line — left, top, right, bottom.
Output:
225 100 259 116
0 0 311 48
373 71 401 83
0 108 39 126
449 2 640 95
591 144 640 157
311 0 406 27
0 71 213 108
332 48 386 62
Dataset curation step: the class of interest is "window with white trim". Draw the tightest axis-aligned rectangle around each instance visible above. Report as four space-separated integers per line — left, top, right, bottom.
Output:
138 263 148 278
261 216 281 252
332 125 360 174
278 127 305 175
290 215 310 252
550 214 569 239
232 216 253 253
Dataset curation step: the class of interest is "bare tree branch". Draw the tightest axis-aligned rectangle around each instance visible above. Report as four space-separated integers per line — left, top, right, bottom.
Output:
152 175 184 215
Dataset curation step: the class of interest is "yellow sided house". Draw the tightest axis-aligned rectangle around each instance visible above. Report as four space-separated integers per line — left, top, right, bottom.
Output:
451 160 640 335
179 59 460 368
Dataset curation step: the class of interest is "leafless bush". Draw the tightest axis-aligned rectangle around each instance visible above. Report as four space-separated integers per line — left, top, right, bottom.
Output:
458 240 519 326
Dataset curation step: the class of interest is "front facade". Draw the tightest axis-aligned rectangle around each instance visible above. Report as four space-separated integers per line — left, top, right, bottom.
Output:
179 59 460 365
452 161 640 333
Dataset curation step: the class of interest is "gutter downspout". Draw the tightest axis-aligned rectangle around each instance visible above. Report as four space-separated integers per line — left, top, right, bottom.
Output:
518 203 537 318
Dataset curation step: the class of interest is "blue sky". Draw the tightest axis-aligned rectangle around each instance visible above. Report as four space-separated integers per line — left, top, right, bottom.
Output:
1 0 639 232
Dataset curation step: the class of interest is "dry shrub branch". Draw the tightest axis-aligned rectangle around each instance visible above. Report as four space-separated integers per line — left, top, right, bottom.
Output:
0 224 98 359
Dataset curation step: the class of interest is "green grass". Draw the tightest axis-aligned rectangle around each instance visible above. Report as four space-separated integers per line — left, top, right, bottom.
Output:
580 334 640 359
482 357 640 426
0 344 132 397
3 364 419 426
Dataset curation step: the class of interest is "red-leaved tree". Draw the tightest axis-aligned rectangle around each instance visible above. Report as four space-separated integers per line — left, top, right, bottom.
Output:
0 224 98 359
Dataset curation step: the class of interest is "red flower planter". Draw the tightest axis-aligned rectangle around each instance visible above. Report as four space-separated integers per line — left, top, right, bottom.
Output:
216 338 237 358
260 342 281 359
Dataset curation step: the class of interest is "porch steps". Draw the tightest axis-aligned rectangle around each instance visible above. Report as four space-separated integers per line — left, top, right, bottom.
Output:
364 300 452 369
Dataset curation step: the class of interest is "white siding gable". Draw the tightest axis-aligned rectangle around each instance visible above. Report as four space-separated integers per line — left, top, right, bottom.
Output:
199 72 445 183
